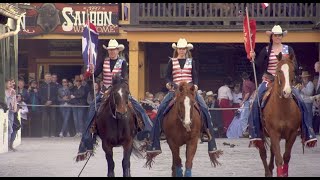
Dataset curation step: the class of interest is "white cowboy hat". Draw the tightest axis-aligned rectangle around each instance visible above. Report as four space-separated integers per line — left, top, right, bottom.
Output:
197 89 203 94
172 38 193 50
266 25 288 37
103 39 125 51
206 91 217 97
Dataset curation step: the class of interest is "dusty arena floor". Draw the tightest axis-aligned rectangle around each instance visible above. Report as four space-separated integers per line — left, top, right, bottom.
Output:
0 137 319 177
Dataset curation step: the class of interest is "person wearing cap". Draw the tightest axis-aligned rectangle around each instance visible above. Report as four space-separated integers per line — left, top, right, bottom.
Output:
206 91 223 138
76 39 153 161
146 38 221 157
298 71 315 133
248 25 317 148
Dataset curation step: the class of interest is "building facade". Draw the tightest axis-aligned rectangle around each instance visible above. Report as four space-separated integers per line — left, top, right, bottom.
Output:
18 3 320 100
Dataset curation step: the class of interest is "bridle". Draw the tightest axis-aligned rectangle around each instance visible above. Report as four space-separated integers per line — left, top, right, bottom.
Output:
108 89 129 120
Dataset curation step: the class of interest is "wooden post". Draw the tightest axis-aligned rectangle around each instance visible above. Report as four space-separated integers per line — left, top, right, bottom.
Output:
129 41 146 101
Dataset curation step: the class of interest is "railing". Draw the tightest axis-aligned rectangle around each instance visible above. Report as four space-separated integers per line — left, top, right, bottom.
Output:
129 3 320 28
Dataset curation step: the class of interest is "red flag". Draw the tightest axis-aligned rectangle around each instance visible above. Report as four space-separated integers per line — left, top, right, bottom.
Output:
243 15 256 60
261 3 269 9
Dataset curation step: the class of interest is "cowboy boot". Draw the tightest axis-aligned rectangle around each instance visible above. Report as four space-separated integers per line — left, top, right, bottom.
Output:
8 142 17 152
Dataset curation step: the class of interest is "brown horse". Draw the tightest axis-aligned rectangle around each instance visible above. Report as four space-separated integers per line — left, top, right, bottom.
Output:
162 82 201 177
95 74 144 177
258 52 301 177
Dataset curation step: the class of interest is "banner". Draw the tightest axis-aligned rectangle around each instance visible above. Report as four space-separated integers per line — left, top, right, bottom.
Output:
19 3 119 36
243 15 256 60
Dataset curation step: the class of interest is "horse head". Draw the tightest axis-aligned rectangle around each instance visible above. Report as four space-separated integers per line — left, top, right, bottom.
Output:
175 82 197 132
275 52 295 98
109 73 130 119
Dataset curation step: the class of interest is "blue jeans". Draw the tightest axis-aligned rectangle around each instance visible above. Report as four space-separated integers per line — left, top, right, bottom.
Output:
8 111 14 143
148 91 218 152
240 100 251 133
72 107 85 134
248 82 316 141
60 106 72 134
77 93 153 155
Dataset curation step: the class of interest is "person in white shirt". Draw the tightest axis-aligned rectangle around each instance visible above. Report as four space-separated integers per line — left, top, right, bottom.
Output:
217 77 234 134
232 83 242 108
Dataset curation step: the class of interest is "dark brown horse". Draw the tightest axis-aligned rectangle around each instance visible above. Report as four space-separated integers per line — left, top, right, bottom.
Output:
258 52 301 177
95 74 144 177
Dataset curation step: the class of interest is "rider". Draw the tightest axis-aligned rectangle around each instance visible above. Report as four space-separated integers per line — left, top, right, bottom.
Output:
146 38 221 157
76 39 153 161
248 25 318 148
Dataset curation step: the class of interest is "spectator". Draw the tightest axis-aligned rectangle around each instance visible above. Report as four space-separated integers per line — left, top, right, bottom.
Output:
5 78 17 151
39 72 58 137
313 61 320 134
69 76 86 137
87 80 101 105
217 77 234 134
27 80 42 137
206 91 223 138
16 93 29 137
17 78 29 102
58 78 72 137
232 83 242 108
52 73 62 135
298 71 314 135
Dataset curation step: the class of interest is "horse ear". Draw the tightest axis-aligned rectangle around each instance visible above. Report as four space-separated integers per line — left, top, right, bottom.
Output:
190 84 195 92
289 53 295 61
276 52 283 61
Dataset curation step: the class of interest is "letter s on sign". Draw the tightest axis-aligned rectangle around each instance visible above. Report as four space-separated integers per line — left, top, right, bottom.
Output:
62 7 74 32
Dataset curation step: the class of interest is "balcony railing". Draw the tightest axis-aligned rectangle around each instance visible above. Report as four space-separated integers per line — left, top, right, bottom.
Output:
128 3 320 29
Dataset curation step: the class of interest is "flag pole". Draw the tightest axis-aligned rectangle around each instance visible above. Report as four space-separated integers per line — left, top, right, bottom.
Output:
87 10 97 111
245 5 261 109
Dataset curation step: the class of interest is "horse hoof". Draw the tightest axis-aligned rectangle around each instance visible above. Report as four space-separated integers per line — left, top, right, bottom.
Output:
184 168 192 177
176 167 183 177
108 172 115 177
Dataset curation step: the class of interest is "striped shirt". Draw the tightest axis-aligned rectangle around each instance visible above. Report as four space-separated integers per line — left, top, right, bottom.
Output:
267 45 289 76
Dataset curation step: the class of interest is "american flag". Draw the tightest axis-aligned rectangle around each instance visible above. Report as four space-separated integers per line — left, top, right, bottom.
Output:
261 3 270 9
82 21 99 76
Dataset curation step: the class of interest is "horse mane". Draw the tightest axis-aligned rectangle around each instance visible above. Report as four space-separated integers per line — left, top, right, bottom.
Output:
112 73 128 87
176 82 196 98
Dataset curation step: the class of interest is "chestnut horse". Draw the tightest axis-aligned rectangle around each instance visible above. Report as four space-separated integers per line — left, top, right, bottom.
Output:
162 82 202 177
258 52 301 177
96 74 144 177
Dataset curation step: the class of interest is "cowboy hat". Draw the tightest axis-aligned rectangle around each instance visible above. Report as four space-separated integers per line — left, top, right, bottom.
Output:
300 71 311 78
266 25 288 37
172 38 193 50
103 39 125 51
197 89 203 94
206 91 217 97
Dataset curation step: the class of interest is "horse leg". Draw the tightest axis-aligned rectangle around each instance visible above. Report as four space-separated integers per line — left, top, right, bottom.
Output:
122 140 133 177
258 142 271 177
269 132 284 177
268 145 275 177
282 132 297 177
167 140 183 177
105 151 115 177
103 143 115 177
184 137 198 177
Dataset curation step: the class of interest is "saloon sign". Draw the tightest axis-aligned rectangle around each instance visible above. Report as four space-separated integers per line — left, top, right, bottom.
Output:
19 3 119 36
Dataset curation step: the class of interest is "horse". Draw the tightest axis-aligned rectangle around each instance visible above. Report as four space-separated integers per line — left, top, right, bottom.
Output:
257 52 301 177
95 73 144 177
146 82 221 177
